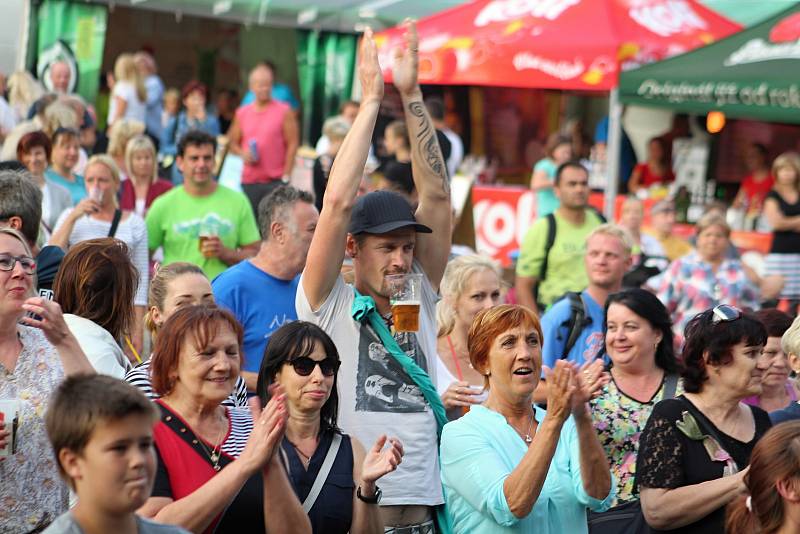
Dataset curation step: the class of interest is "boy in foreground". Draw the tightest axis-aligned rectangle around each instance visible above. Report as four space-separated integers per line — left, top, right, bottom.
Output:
43 374 188 534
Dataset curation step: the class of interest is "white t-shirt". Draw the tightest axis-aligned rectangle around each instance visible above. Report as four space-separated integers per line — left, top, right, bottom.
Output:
296 260 443 506
108 81 147 124
63 314 128 378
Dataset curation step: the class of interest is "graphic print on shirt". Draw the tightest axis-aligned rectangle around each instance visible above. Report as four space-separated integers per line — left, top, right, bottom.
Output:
172 212 234 239
263 313 292 340
355 326 428 413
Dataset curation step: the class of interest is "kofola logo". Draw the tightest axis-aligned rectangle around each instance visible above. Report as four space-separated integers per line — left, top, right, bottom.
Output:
474 0 579 27
628 0 708 37
725 13 800 66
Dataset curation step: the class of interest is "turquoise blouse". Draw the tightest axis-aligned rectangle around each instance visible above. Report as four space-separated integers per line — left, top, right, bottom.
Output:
45 169 85 205
440 405 614 533
533 158 560 218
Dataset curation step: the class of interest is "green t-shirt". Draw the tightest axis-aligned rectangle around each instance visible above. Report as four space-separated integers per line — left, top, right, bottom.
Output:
146 185 261 279
516 209 604 308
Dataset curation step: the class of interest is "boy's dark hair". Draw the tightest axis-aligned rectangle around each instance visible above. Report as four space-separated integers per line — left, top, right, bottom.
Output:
45 374 158 489
177 129 217 158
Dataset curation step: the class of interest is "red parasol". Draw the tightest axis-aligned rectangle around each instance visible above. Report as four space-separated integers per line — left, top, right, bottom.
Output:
375 0 741 91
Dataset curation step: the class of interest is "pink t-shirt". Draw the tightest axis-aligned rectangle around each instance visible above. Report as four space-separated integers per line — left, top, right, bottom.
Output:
235 100 289 184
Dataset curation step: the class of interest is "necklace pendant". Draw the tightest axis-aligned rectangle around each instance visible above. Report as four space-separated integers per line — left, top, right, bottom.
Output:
525 434 532 443
213 464 221 471
211 452 219 463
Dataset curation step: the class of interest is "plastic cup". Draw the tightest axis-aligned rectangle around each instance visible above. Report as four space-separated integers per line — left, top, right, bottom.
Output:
386 273 423 332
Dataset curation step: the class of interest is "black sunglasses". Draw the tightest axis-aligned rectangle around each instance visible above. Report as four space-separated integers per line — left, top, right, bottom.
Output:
286 357 340 377
711 304 742 324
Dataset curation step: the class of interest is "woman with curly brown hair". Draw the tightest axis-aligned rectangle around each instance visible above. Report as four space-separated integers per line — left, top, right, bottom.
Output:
636 305 773 533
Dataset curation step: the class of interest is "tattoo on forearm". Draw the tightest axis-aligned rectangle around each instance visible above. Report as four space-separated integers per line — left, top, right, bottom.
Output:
408 101 449 193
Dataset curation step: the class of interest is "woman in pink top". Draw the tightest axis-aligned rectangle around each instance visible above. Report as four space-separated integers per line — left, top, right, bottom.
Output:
228 62 299 212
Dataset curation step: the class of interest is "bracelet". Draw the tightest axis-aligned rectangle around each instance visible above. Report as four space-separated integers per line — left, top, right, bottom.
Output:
356 485 381 504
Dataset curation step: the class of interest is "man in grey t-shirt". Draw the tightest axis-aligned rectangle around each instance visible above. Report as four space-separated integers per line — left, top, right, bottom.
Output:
298 22 451 531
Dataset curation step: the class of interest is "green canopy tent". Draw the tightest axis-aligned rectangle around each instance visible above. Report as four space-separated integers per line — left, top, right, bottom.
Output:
619 2 800 124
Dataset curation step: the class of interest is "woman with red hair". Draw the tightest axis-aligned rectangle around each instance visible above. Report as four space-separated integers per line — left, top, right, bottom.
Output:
16 130 72 233
138 305 310 533
439 304 613 533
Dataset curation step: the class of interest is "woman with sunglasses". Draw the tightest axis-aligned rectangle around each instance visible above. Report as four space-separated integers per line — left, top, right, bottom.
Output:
636 305 772 534
138 305 311 533
257 321 404 534
655 213 774 337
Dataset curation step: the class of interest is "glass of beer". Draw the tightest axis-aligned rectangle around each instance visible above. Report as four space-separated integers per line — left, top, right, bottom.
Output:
386 273 423 332
198 221 218 258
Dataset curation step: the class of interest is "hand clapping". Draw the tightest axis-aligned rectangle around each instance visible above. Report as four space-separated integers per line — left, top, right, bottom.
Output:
361 434 404 485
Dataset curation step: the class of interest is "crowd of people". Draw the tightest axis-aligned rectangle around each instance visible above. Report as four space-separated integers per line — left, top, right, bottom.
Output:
3 20 800 534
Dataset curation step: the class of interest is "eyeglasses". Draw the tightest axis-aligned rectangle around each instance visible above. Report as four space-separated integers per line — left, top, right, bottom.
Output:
712 304 741 324
286 357 340 377
0 254 36 274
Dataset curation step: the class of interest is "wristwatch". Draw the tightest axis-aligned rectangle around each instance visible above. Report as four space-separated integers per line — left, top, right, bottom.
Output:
357 485 382 504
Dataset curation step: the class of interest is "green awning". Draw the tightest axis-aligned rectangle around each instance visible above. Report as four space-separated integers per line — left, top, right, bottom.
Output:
619 2 800 124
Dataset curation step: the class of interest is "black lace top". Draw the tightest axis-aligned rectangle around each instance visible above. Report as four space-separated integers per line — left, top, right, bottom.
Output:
635 396 771 534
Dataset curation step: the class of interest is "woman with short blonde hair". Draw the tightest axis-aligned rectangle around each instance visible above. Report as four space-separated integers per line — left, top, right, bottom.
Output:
49 155 150 356
436 254 503 419
120 134 172 217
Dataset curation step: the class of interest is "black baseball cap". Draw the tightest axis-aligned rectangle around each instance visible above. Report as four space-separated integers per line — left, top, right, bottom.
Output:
348 190 432 235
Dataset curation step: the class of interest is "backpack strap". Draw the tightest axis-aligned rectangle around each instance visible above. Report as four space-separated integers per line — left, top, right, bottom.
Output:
562 292 587 359
534 213 557 308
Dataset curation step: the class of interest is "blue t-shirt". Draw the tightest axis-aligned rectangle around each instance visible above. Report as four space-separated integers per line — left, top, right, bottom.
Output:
212 260 299 373
770 401 800 425
540 290 605 374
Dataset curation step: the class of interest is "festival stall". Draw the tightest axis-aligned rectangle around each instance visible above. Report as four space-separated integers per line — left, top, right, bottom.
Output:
374 0 740 266
619 3 800 124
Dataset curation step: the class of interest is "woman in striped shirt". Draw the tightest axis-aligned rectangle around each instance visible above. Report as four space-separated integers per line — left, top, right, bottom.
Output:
125 261 248 407
49 154 149 355
137 305 310 533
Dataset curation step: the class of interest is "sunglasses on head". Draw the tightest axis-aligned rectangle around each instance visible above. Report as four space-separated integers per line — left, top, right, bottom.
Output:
286 356 340 377
711 304 742 324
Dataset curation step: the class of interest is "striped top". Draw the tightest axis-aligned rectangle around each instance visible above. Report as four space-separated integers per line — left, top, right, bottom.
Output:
53 208 149 306
125 357 249 408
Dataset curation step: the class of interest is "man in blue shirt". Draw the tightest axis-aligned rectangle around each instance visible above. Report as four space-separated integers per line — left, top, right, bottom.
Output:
212 185 318 390
533 224 632 403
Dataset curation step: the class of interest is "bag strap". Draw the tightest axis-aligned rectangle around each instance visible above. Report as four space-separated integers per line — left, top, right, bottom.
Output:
663 373 679 400
679 396 739 472
302 433 342 513
351 289 448 438
561 292 587 359
108 209 122 238
534 213 558 308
